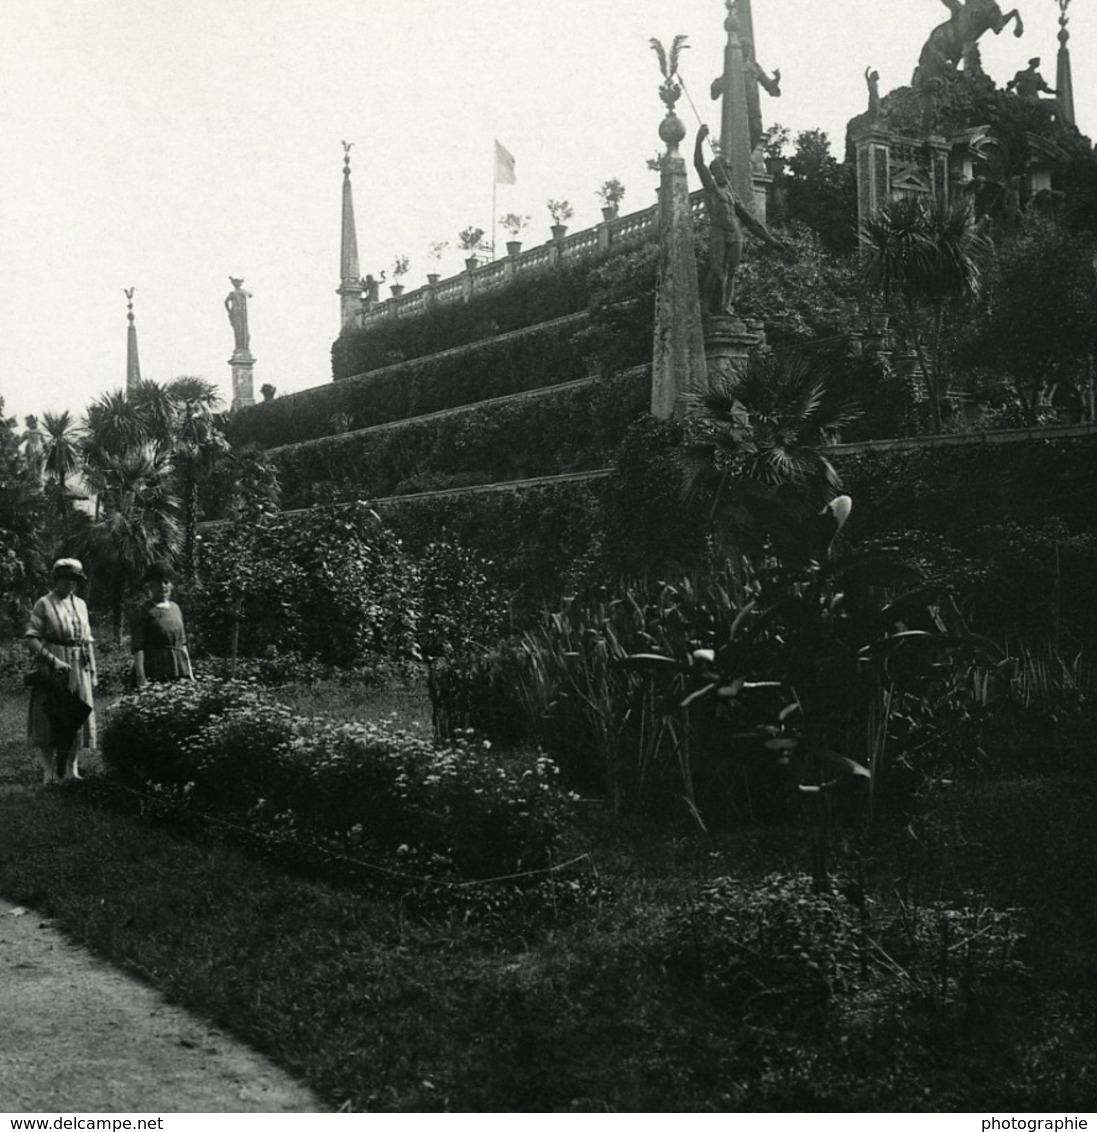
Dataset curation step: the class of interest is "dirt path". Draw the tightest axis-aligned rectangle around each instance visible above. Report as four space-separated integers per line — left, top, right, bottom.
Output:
0 896 322 1113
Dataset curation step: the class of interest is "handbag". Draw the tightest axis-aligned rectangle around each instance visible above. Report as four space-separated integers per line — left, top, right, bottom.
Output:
26 660 93 749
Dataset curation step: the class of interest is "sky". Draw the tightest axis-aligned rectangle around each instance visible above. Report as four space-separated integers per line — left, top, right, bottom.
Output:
1 0 1092 430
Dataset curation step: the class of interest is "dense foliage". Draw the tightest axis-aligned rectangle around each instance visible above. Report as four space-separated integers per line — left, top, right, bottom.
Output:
271 368 647 508
231 318 592 450
838 439 1097 643
331 248 624 379
193 501 419 670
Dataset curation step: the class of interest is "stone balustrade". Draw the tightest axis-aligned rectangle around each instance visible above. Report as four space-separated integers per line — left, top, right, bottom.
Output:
354 193 698 330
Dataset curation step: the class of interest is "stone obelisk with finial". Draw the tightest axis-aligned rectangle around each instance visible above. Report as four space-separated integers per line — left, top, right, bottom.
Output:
124 288 142 394
225 276 256 411
649 35 707 419
337 141 364 330
1055 0 1076 128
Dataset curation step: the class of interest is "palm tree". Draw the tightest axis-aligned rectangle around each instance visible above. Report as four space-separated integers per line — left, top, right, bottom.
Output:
165 376 226 575
859 196 991 433
680 349 861 552
40 410 82 517
72 445 182 640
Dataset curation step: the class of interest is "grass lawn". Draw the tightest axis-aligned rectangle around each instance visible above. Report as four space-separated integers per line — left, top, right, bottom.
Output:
0 683 1094 1112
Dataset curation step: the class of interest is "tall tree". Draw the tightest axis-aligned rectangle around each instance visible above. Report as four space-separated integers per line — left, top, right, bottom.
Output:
40 410 82 517
0 399 45 630
860 196 991 433
71 445 181 640
959 216 1097 424
164 376 226 575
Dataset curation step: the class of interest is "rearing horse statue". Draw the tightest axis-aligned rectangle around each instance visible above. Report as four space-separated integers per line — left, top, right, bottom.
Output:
912 0 1024 87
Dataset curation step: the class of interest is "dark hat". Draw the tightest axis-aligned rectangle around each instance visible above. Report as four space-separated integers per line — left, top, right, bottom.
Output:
51 557 86 580
143 560 177 583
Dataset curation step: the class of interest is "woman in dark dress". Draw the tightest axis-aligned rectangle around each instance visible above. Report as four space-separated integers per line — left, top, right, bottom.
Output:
131 561 195 688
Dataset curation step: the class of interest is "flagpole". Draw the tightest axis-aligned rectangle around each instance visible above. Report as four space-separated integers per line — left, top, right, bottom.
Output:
492 142 497 261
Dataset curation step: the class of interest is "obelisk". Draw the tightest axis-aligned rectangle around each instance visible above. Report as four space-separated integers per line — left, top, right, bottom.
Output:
124 288 141 393
650 36 707 419
337 141 364 330
715 1 755 217
1055 0 1076 128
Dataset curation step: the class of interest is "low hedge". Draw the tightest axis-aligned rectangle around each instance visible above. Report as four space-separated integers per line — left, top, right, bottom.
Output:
100 680 575 881
230 317 591 450
273 369 649 508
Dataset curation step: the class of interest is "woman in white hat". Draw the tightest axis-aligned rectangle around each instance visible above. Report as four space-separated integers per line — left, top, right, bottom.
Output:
23 558 99 782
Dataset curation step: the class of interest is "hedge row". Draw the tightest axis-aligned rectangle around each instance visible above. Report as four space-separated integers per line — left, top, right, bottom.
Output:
330 244 644 379
272 369 650 509
378 476 613 618
229 317 592 450
100 680 575 881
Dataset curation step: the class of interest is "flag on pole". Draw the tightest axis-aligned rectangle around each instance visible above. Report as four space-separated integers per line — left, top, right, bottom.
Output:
494 139 516 184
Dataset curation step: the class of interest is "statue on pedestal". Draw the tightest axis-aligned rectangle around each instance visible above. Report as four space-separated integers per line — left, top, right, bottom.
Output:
224 277 252 354
694 124 786 315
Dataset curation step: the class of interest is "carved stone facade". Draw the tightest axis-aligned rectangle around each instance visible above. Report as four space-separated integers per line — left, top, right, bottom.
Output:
852 123 952 230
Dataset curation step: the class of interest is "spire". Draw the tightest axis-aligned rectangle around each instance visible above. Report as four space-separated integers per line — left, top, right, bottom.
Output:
714 1 755 214
1056 0 1076 128
736 0 763 159
337 141 364 330
124 287 141 393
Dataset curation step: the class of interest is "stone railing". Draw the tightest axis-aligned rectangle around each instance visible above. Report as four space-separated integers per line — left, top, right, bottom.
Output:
354 192 707 330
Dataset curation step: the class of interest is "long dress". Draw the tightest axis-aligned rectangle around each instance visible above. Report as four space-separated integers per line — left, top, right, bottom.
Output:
24 592 97 751
131 599 190 682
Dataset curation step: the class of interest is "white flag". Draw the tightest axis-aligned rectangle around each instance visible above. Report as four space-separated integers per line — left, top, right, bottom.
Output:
494 139 516 185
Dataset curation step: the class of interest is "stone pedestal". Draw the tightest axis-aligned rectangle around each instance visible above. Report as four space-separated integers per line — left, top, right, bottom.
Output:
229 350 256 411
702 315 765 386
651 122 707 420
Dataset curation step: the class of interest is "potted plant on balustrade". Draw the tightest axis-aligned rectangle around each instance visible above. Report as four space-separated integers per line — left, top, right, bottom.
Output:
426 240 448 285
390 255 410 297
547 199 574 239
458 227 487 270
596 178 626 221
500 213 529 256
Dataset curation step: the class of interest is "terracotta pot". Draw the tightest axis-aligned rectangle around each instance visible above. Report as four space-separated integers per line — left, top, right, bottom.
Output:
389 284 405 297
550 224 568 240
426 273 440 285
601 205 619 222
464 255 481 271
506 240 523 256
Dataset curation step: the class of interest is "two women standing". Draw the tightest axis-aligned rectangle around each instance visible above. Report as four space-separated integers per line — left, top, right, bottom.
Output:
23 557 194 785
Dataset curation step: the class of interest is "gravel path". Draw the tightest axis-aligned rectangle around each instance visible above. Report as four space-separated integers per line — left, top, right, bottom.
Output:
0 896 322 1113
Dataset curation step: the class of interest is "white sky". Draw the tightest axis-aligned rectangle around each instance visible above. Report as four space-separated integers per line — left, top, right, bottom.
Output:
1 0 1092 428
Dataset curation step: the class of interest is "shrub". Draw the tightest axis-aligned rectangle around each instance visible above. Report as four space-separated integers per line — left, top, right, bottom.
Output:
100 681 576 880
193 501 420 668
663 872 1027 1019
417 541 507 666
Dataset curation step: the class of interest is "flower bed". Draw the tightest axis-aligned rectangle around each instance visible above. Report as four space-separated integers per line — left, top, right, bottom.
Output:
101 680 575 881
